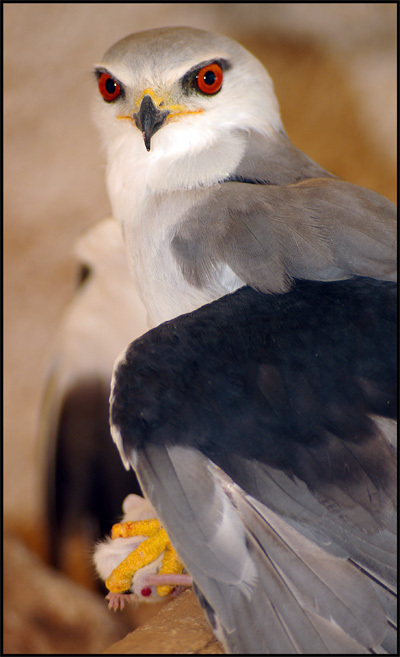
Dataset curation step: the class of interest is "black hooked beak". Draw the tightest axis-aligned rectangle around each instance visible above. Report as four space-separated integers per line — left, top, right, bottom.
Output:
133 95 169 152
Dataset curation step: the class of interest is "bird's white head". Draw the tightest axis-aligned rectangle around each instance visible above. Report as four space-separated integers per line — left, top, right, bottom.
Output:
93 27 283 192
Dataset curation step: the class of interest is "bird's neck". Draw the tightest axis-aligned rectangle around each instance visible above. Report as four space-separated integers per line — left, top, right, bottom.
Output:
104 128 250 325
106 128 248 226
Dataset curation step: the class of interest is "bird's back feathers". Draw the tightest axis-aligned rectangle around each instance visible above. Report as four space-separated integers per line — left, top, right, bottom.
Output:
111 279 396 653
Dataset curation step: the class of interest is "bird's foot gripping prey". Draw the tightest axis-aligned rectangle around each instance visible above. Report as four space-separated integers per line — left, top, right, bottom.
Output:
93 27 397 653
93 493 191 610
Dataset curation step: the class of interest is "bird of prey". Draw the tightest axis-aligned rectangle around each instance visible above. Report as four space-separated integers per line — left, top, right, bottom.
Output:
92 27 397 652
38 218 147 582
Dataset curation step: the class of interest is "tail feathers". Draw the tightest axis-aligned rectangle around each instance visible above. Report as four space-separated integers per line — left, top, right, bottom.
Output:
364 575 397 654
218 486 391 653
228 456 397 589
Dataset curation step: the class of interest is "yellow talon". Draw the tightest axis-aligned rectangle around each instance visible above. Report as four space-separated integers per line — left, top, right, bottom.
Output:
104 517 186 597
156 543 185 597
111 518 161 539
106 527 169 593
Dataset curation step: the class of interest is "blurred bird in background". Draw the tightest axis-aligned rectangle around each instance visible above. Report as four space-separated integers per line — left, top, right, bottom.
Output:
39 218 146 586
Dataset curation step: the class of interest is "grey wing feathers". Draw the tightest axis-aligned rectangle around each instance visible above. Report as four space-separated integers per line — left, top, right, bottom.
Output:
224 484 393 654
128 443 392 654
231 129 334 185
217 413 397 589
131 444 257 587
172 177 397 294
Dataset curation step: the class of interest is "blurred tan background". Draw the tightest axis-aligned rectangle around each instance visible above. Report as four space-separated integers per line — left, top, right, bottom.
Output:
4 3 396 653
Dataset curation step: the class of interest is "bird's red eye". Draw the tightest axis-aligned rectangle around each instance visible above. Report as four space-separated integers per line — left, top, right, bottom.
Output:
196 63 223 95
98 72 121 102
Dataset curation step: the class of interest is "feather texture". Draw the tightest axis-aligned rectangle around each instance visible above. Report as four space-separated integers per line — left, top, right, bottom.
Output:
172 174 396 294
95 27 396 652
110 279 396 653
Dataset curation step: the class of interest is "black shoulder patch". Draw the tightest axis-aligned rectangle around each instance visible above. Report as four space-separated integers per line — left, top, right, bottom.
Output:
111 278 396 500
